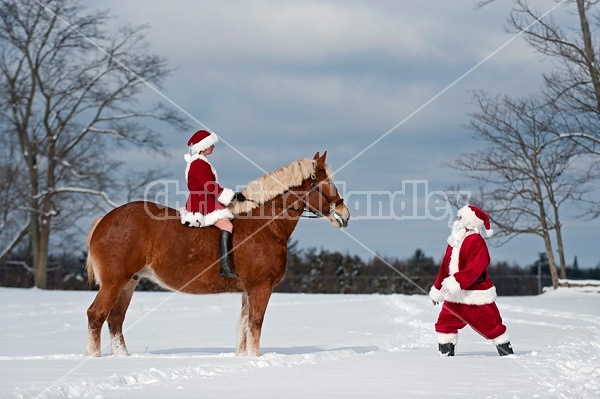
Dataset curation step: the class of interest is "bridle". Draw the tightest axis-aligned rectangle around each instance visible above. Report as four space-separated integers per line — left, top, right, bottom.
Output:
303 173 345 218
248 173 344 218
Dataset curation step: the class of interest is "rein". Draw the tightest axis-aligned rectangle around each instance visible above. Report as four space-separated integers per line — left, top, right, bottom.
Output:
244 174 344 219
246 198 318 218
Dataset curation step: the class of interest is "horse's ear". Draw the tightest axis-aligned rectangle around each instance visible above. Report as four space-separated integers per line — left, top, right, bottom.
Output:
313 152 320 160
316 151 327 166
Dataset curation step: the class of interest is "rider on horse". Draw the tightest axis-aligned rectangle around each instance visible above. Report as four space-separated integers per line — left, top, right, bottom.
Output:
179 130 246 278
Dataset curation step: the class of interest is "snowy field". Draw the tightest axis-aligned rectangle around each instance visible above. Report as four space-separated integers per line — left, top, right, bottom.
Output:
1 287 599 399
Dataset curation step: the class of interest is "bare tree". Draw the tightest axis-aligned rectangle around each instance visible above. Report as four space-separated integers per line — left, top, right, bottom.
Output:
0 133 29 263
450 92 598 288
0 0 186 288
481 0 600 154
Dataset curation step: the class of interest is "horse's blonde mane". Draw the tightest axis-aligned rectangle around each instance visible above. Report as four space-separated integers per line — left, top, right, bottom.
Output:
229 158 332 214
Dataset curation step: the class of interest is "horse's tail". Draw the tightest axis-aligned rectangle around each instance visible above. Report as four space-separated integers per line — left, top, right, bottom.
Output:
86 216 103 286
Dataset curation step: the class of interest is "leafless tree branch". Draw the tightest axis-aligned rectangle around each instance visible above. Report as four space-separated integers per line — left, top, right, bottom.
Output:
451 91 598 287
0 0 188 288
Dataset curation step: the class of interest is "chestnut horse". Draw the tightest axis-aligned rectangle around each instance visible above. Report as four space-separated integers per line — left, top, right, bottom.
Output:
85 152 350 357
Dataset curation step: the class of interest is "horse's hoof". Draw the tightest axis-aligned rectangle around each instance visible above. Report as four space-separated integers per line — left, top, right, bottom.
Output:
111 341 129 357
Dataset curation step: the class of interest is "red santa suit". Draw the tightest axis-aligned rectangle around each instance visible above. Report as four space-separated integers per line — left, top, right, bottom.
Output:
178 130 235 227
429 205 510 349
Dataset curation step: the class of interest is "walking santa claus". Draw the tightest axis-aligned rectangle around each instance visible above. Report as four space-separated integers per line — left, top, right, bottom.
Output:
429 205 514 356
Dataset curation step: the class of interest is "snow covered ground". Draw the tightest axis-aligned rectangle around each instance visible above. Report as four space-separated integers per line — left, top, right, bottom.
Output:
1 287 599 398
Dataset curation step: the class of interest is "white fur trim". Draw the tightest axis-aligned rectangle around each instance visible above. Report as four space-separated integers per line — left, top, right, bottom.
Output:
437 333 458 345
179 208 204 227
448 246 460 275
202 208 234 227
443 286 497 305
448 230 476 274
179 207 232 228
442 275 461 294
486 229 494 237
458 205 483 232
218 187 235 206
203 155 219 181
184 154 218 182
429 286 444 303
189 132 218 155
184 154 202 180
492 331 510 345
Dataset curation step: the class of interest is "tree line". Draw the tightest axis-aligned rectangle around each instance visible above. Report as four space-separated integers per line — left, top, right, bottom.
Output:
279 244 599 295
2 241 598 294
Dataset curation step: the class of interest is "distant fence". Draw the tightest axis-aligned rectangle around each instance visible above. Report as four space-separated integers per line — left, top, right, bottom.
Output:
557 279 600 293
0 262 90 290
0 262 555 295
275 274 551 296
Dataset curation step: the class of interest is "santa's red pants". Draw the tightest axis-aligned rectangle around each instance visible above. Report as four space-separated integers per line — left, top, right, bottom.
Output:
435 301 507 341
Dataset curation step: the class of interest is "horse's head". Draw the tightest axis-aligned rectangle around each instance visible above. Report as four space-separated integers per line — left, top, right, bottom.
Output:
303 151 350 228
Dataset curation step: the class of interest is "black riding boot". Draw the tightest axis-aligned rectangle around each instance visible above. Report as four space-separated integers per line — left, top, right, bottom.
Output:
219 230 239 278
496 342 514 356
438 343 455 357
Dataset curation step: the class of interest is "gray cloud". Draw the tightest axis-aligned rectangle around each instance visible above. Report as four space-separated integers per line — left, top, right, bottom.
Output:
100 0 599 267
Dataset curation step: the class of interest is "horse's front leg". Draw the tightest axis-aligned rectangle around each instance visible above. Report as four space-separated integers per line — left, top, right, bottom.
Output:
245 287 272 357
236 292 249 356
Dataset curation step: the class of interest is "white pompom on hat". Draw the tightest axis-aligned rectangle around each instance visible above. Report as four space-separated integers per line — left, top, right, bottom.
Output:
457 205 494 237
184 130 218 162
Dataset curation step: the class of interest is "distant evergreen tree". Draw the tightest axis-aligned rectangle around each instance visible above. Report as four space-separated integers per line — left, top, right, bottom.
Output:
531 253 550 276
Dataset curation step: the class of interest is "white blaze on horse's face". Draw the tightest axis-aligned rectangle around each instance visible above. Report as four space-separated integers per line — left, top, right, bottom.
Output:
329 204 350 228
320 179 350 229
307 152 350 229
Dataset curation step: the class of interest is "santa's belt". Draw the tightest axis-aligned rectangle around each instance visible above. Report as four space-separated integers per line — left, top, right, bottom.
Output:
474 272 486 284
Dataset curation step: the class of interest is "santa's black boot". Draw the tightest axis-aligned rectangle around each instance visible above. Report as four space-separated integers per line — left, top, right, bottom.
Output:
496 342 514 356
438 343 455 357
219 230 239 279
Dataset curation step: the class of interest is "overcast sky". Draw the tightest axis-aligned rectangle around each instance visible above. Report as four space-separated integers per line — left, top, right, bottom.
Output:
89 0 599 268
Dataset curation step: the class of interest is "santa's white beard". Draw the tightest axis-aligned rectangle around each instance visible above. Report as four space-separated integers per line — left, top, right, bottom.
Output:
447 220 467 248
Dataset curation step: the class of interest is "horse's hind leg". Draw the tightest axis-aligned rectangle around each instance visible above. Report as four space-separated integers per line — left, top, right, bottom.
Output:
106 279 138 356
85 280 128 357
237 292 249 356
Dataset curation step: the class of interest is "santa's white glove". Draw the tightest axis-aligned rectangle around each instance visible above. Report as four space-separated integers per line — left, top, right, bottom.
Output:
429 286 444 305
441 276 461 297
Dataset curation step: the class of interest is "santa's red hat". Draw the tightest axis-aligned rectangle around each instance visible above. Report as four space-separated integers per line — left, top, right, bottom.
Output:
185 130 218 160
457 205 494 237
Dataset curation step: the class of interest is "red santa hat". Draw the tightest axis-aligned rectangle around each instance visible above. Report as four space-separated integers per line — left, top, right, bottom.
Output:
457 205 494 237
184 130 218 161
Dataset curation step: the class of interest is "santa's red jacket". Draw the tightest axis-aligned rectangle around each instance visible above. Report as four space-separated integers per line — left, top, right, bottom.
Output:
430 232 497 305
179 154 234 228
